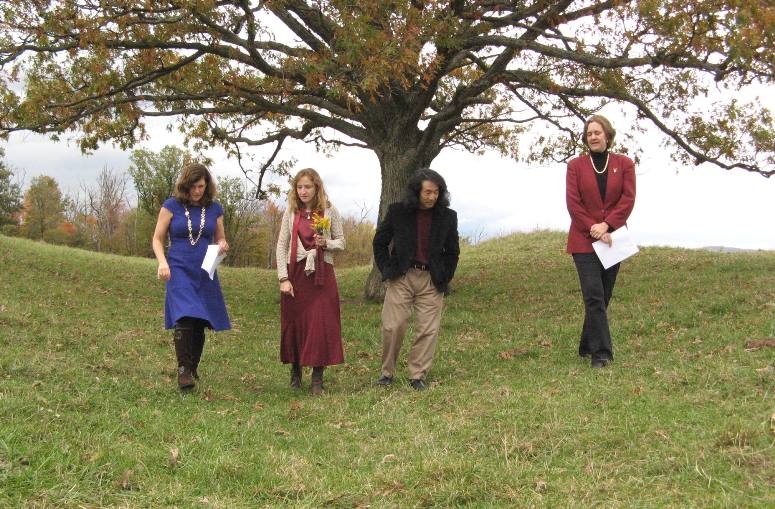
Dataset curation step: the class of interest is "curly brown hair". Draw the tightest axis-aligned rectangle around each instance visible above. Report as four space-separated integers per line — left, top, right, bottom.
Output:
174 163 217 206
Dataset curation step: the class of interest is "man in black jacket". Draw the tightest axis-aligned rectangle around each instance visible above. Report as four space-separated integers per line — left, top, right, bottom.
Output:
373 168 460 390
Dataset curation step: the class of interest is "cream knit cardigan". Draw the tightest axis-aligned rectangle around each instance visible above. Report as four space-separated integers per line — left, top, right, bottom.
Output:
275 206 345 281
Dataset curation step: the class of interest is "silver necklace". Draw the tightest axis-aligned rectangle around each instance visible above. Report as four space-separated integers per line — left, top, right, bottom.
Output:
184 204 206 245
590 153 609 174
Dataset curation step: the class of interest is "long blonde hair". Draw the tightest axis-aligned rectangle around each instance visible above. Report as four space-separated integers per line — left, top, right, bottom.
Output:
287 168 331 213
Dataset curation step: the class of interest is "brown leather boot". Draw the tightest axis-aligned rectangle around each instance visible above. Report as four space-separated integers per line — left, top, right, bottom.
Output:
177 365 195 389
173 323 195 390
290 364 302 388
191 325 206 380
311 366 324 396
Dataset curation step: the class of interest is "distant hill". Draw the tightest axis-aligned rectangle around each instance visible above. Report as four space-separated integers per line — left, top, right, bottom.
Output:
699 246 759 253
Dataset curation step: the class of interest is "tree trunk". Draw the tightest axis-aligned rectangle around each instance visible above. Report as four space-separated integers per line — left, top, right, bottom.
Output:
363 140 438 301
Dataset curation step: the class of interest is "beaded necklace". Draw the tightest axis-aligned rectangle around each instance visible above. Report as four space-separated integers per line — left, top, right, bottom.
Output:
184 204 206 245
590 152 609 174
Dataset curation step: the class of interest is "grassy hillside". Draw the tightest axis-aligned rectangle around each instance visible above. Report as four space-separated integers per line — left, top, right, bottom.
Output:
1 233 774 508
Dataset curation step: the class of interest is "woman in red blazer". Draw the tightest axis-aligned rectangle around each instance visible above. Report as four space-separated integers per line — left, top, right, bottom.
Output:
566 115 636 368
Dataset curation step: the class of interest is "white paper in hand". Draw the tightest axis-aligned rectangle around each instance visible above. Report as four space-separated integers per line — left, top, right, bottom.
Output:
201 244 226 280
592 226 639 269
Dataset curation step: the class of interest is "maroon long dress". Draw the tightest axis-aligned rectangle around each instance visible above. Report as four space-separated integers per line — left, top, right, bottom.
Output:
280 211 344 367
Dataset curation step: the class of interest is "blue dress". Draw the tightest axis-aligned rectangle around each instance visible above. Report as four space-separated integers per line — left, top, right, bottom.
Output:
162 198 231 330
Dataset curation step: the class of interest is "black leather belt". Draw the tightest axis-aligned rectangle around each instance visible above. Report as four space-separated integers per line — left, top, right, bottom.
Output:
410 262 429 271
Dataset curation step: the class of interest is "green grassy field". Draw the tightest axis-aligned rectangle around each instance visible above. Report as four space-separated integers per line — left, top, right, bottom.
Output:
1 232 774 508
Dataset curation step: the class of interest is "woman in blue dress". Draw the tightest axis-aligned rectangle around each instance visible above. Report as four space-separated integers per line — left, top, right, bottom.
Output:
152 163 231 390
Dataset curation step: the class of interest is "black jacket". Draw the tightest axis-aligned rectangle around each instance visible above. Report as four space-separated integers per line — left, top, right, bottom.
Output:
373 202 460 294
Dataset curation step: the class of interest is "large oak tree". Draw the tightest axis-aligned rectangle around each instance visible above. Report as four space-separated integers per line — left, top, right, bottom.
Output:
1 1 773 296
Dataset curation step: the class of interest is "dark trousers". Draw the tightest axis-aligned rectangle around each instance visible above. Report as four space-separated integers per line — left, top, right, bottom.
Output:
572 253 620 361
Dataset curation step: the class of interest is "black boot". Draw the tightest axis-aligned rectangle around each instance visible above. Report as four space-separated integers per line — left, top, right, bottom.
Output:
191 324 206 380
290 364 302 388
173 322 195 390
311 366 324 396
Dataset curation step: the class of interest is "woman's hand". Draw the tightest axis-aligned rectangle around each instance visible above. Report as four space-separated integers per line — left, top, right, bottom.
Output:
217 239 229 255
280 280 295 297
600 232 613 247
313 234 327 249
590 222 609 239
157 262 171 281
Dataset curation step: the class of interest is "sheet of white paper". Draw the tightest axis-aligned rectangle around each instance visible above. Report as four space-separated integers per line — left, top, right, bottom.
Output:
201 244 226 280
592 226 639 269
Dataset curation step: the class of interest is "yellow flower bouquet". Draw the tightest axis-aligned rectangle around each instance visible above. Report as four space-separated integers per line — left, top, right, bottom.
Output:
311 213 331 236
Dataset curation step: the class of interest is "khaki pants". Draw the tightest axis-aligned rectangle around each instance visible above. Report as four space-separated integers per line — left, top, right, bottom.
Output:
381 268 444 380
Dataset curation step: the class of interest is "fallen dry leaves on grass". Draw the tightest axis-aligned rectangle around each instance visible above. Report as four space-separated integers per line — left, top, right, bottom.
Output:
499 348 529 360
745 338 775 351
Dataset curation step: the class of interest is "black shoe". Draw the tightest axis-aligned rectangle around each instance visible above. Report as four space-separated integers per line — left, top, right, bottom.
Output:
375 374 394 386
578 350 591 358
590 358 610 369
409 379 427 391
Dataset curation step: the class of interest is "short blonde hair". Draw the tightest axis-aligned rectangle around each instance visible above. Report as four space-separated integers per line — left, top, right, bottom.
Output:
287 168 331 213
583 115 616 150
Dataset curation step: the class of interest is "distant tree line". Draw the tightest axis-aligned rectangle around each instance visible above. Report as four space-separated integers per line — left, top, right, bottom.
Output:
0 146 375 268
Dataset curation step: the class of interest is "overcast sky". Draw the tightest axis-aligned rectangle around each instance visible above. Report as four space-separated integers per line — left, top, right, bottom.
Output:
5 104 775 251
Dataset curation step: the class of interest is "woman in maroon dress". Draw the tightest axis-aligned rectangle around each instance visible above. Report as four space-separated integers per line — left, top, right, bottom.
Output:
276 168 345 395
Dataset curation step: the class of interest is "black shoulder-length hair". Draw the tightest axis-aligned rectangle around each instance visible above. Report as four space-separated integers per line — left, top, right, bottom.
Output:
403 168 451 209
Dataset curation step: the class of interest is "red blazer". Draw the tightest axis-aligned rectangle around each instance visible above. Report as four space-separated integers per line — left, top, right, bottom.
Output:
566 152 636 253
